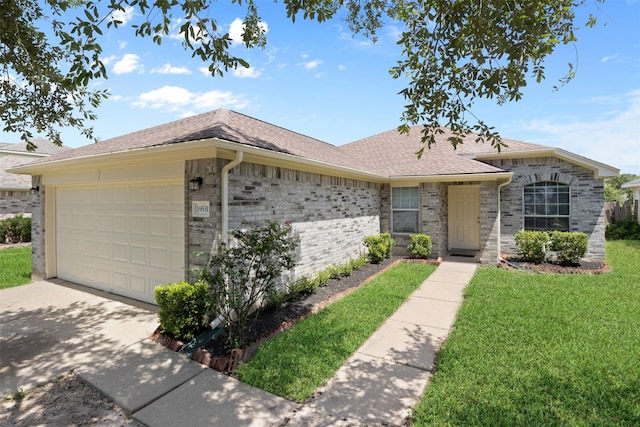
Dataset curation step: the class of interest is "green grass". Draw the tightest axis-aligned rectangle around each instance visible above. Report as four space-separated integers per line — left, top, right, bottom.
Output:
0 246 32 289
413 240 640 426
236 262 436 402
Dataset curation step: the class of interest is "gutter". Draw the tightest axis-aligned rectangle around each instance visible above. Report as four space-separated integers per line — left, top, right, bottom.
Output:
497 175 513 263
220 150 244 245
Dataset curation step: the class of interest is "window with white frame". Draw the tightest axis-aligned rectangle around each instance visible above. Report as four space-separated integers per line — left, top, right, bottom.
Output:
392 186 419 234
523 181 570 231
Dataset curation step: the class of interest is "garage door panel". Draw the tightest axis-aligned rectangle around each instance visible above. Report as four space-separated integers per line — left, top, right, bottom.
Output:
130 245 147 266
130 214 147 235
56 181 184 304
112 214 129 234
130 275 147 295
149 246 168 269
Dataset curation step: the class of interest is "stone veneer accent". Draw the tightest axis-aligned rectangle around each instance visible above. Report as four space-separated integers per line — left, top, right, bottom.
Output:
185 159 219 278
186 159 382 285
485 156 606 259
30 175 45 280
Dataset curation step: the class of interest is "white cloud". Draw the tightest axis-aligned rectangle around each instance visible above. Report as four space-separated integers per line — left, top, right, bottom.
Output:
110 6 135 25
228 17 269 46
118 41 128 49
101 55 117 65
303 59 322 70
338 65 346 71
132 85 248 112
233 66 261 78
520 90 640 173
601 53 619 63
112 54 143 74
150 63 192 75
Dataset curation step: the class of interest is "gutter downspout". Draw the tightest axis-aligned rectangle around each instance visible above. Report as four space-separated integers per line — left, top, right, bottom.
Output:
220 151 244 245
497 175 513 263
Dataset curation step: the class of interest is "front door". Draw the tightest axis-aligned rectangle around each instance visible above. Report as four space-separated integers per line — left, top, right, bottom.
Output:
448 185 480 250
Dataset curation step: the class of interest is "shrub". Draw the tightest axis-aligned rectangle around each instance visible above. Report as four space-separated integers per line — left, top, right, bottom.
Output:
407 234 432 259
349 256 368 270
549 231 588 266
606 221 640 240
287 276 319 296
0 215 31 243
200 220 299 349
514 230 550 264
363 232 395 264
155 281 211 341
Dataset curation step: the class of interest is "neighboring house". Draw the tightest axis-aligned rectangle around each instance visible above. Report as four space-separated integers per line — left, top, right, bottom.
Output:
622 178 640 224
9 109 618 304
0 139 71 219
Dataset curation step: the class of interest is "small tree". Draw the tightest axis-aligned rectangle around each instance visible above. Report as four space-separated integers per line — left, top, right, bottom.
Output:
200 220 298 349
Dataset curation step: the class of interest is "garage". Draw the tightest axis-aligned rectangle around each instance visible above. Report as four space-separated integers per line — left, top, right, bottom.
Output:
55 181 185 304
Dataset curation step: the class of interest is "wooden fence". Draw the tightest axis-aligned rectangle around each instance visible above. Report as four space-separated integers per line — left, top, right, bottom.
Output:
605 200 633 224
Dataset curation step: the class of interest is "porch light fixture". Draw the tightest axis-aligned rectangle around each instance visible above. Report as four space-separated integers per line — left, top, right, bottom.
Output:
189 177 203 191
30 186 39 196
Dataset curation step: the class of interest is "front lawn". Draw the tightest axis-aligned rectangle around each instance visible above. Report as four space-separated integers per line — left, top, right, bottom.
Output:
0 246 32 289
413 240 640 426
236 262 436 402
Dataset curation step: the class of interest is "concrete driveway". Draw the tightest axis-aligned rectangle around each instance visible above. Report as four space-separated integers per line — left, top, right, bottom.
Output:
0 280 158 398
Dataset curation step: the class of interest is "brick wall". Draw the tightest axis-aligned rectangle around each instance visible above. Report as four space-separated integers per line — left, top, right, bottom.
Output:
419 182 448 257
485 157 606 259
30 176 44 280
225 162 382 280
0 190 32 219
185 158 219 278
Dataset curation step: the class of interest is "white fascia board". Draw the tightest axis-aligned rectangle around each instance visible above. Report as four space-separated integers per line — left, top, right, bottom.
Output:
7 139 217 175
622 178 640 189
388 172 513 185
467 148 620 179
0 150 49 158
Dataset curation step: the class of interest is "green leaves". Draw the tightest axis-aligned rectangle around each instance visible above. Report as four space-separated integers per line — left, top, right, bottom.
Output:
2 0 603 152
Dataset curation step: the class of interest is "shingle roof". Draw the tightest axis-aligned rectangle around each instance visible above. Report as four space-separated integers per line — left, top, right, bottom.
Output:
20 109 560 178
0 156 34 189
0 138 71 155
338 127 523 176
24 109 372 172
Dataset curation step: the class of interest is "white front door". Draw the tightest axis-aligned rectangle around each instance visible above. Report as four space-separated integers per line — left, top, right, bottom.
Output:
448 185 480 250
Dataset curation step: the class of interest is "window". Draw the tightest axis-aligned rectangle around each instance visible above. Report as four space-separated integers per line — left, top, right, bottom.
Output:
392 187 419 234
523 181 570 231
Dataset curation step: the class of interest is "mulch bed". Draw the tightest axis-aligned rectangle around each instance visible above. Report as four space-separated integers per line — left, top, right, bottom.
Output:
499 256 609 274
151 256 440 372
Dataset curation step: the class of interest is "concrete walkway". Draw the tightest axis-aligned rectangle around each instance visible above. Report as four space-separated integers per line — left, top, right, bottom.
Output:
1 260 476 426
76 260 476 427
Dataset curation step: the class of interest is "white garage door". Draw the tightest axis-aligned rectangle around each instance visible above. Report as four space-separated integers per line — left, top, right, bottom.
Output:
56 181 184 304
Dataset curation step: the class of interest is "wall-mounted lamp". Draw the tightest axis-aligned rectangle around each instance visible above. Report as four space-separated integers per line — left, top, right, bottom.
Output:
189 177 203 191
30 186 40 196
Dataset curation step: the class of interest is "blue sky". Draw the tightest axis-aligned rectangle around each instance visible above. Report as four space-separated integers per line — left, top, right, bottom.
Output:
3 1 639 174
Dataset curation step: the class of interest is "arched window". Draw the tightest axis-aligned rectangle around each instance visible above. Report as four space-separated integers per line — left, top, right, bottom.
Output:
523 181 570 231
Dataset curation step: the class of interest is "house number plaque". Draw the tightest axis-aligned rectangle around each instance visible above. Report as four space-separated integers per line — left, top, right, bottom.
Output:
192 201 210 218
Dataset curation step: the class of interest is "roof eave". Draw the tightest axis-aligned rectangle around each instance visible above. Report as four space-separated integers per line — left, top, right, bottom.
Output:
466 148 619 179
387 171 513 185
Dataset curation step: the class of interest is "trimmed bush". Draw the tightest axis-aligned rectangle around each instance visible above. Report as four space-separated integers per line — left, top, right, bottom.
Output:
407 234 432 259
155 281 211 341
514 230 550 264
606 220 640 240
363 232 395 264
550 231 588 266
0 215 31 243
